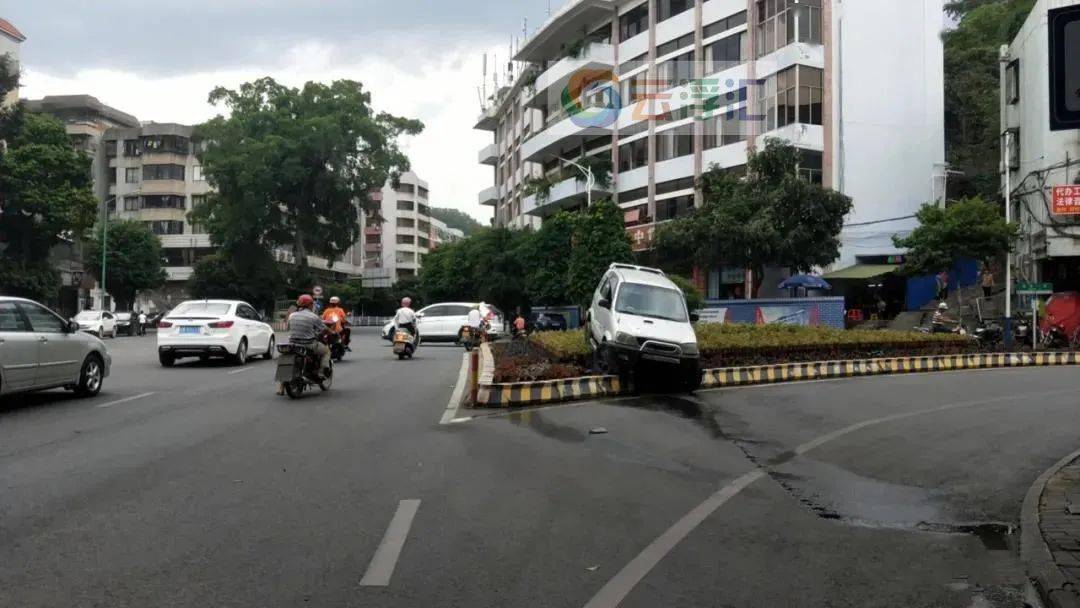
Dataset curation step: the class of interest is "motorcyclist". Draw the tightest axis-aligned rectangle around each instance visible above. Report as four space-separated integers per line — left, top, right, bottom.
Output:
394 297 419 344
931 302 958 333
321 296 351 349
290 294 332 377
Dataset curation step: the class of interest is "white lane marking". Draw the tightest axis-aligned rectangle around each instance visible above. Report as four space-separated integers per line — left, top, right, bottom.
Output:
581 386 1079 608
96 392 155 409
227 367 253 375
439 354 470 425
360 499 421 587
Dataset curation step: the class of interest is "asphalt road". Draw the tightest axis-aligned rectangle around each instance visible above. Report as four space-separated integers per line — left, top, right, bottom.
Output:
2 330 1078 607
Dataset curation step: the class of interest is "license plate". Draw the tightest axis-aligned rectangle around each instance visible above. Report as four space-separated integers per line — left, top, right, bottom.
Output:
180 326 201 335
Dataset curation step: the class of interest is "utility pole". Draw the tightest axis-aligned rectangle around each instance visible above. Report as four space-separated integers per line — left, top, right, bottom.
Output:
1000 45 1014 346
556 155 596 207
100 196 115 310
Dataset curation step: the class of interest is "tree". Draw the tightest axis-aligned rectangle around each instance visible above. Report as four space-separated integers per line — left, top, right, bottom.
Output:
0 106 97 302
943 0 1035 199
192 77 423 285
525 213 573 305
188 253 283 313
429 207 483 236
567 199 634 307
656 139 853 297
892 197 1019 277
668 275 704 313
84 221 167 310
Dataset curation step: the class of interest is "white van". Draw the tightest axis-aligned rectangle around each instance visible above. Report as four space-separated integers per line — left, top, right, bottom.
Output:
586 264 701 389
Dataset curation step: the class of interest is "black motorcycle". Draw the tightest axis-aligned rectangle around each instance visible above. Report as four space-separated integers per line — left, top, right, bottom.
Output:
972 320 1003 347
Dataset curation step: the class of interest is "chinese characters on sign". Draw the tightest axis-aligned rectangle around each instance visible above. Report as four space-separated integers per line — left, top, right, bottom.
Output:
627 224 656 252
1052 186 1080 215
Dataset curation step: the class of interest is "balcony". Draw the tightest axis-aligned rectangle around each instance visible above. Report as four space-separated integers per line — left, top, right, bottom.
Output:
474 103 500 131
479 142 498 166
522 43 615 109
364 226 382 236
520 114 611 163
514 0 616 63
479 185 499 207
756 123 825 152
521 176 611 218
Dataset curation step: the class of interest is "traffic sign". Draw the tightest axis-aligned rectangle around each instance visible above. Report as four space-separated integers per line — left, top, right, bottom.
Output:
313 285 324 297
1016 281 1053 294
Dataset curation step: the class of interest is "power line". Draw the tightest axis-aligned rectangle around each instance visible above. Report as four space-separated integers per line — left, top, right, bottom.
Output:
843 215 916 228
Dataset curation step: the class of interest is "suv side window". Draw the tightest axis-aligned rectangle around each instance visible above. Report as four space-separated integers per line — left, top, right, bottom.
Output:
599 275 614 302
17 302 66 333
423 305 448 317
0 302 29 332
446 305 472 317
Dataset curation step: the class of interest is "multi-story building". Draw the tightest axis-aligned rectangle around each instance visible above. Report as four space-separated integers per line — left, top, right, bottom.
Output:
476 0 945 296
361 171 436 287
1001 0 1080 290
0 17 24 107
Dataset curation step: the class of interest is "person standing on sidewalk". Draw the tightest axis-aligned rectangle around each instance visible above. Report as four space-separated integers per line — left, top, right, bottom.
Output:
981 267 995 299
936 270 950 301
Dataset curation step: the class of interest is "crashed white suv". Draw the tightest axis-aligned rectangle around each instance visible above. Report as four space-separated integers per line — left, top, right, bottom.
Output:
585 263 701 389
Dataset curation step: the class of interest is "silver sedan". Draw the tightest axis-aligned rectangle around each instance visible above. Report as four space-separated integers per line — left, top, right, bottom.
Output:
0 296 111 398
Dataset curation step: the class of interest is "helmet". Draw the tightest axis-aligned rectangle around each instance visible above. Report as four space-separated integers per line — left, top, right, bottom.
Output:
297 294 314 309
401 297 412 307
330 296 341 305
938 302 949 311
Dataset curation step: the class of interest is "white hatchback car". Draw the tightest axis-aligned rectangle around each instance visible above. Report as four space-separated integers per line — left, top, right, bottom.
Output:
382 302 504 342
74 310 117 338
157 300 275 367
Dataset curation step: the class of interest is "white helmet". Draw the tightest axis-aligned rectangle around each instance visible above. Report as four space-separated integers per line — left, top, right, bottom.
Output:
938 302 949 311
330 296 341 305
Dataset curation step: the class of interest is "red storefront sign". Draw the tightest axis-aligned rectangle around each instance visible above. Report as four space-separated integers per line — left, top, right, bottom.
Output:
1052 185 1080 215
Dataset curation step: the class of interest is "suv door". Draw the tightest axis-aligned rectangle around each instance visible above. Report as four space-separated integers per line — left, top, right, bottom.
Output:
0 301 39 393
18 301 81 387
445 305 473 336
591 275 616 344
418 306 447 337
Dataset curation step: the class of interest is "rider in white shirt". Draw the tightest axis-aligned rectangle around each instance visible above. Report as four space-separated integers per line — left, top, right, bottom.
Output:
394 297 418 342
466 307 483 329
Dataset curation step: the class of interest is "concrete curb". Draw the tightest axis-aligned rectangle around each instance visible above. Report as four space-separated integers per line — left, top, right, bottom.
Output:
701 352 1080 389
1022 448 1080 608
473 342 624 408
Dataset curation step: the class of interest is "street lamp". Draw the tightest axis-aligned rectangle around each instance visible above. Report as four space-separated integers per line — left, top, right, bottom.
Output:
999 45 1014 346
100 196 116 310
556 155 595 208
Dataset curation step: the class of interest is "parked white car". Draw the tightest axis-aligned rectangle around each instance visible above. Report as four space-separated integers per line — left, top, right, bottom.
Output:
586 263 701 389
157 300 275 367
0 297 111 398
74 310 117 338
382 302 504 342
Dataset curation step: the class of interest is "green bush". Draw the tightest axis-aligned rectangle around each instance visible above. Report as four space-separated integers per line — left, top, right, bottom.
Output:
531 329 589 361
694 323 972 352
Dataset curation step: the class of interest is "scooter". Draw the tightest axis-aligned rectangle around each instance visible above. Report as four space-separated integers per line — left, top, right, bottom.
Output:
972 320 1003 347
1043 323 1070 349
393 326 418 360
459 325 482 352
276 327 334 399
326 328 347 362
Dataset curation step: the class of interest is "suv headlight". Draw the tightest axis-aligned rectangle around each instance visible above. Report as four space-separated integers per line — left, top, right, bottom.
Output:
614 331 637 346
681 342 699 356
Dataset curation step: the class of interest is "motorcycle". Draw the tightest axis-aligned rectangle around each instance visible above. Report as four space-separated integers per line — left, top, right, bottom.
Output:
972 320 1003 347
1043 323 1070 349
459 325 482 352
393 326 418 360
276 326 334 399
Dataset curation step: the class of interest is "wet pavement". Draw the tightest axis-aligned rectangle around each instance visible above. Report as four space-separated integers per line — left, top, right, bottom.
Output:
1039 456 1080 606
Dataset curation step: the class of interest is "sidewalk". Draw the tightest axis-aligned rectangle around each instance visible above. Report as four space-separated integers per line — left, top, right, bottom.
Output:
1037 455 1080 607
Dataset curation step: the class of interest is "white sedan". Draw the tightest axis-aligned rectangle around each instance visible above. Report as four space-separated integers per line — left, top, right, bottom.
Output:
382 302 504 342
157 300 275 367
74 310 117 338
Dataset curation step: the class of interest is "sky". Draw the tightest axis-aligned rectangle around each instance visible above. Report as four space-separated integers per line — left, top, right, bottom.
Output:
6 0 559 223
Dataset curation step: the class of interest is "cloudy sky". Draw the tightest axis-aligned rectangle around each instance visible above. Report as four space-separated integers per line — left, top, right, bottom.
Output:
8 0 559 222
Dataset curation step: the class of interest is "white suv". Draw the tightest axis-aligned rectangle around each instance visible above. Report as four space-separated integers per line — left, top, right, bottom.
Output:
586 264 701 389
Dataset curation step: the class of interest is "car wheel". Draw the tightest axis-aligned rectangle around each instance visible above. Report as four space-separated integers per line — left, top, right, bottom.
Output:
159 352 176 367
682 365 703 393
74 354 105 397
233 339 248 365
264 336 276 360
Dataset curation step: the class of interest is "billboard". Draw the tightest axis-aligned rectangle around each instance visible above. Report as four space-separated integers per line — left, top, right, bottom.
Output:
1049 4 1080 131
1052 185 1080 215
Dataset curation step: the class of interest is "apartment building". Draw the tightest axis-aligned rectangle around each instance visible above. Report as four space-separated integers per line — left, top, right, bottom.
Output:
1000 0 1080 290
361 171 440 287
0 17 23 107
476 0 944 295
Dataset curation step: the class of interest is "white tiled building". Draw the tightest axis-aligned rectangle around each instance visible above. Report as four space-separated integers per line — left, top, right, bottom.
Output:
476 0 945 295
361 171 437 287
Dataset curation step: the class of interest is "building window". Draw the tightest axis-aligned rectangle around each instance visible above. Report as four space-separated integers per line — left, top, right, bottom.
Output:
656 195 695 221
757 65 823 132
141 134 190 155
396 183 414 195
657 0 694 22
703 111 748 148
142 195 186 209
397 234 415 245
397 217 415 229
1006 60 1020 104
417 220 431 233
397 200 414 211
142 164 185 181
619 53 648 74
704 11 748 38
417 203 431 216
145 220 184 235
125 167 139 183
658 51 695 88
656 177 696 196
191 194 208 208
193 165 207 181
418 236 431 249
104 140 118 158
798 150 823 185
1005 128 1020 170
618 137 650 173
123 139 141 157
123 196 141 211
657 33 694 58
655 123 694 162
417 186 429 199
619 3 649 40
705 32 748 74
107 168 118 185
755 0 822 58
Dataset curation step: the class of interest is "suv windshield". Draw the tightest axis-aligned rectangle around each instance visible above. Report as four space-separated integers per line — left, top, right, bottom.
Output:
170 302 232 316
615 283 688 322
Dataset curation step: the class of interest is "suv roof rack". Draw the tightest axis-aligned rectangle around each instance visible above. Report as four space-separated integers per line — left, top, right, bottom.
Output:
609 263 666 276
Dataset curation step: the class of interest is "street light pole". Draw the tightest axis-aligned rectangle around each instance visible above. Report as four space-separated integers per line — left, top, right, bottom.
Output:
100 196 115 310
556 155 595 208
999 45 1013 347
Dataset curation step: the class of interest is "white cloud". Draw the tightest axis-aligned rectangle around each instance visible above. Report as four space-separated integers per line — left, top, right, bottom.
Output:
20 40 501 225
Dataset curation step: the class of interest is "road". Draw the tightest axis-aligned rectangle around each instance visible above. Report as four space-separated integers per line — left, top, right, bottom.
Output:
2 330 1078 607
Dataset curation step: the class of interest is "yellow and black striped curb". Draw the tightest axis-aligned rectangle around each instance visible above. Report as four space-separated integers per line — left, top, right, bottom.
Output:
476 376 625 408
702 352 1080 388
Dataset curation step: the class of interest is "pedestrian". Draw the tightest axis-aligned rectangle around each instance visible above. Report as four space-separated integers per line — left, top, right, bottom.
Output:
138 310 148 336
981 267 995 299
936 270 949 301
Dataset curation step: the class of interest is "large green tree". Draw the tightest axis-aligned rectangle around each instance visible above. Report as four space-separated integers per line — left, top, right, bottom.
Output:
187 252 283 313
943 0 1035 199
893 197 1019 277
191 77 423 293
84 220 167 310
656 140 852 297
525 212 573 306
0 88 97 302
567 199 634 306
